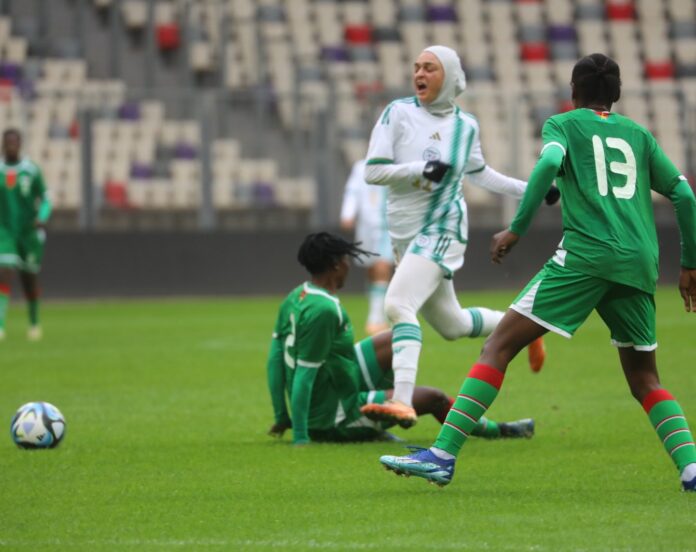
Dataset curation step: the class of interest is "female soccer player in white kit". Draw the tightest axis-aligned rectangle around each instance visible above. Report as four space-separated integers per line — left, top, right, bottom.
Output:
340 159 394 335
360 45 553 427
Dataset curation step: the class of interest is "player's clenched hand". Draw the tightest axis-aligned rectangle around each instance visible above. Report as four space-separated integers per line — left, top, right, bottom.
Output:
268 422 291 438
678 267 696 313
422 160 451 183
490 229 520 264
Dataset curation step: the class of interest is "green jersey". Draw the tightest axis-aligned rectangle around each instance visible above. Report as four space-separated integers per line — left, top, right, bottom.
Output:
0 158 49 236
524 109 684 294
266 282 364 443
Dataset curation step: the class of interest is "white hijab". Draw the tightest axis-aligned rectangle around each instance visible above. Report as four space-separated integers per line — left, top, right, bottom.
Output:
421 45 467 117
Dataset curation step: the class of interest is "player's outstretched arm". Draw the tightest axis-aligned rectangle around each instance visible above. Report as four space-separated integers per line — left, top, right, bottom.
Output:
508 147 564 237
266 337 292 436
679 268 696 313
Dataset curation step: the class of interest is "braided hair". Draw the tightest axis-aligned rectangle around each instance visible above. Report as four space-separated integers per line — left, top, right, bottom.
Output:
297 232 374 275
571 53 621 108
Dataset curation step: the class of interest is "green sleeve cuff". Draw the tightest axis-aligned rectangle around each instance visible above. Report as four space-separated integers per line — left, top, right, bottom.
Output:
366 158 393 165
37 197 52 223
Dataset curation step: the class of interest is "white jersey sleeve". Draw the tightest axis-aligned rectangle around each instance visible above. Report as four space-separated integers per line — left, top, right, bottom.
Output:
365 104 426 186
463 123 486 174
466 166 527 198
460 117 526 198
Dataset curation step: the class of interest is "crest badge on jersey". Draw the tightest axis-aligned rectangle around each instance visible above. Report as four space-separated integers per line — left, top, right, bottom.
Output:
415 234 431 248
5 170 16 189
423 147 441 162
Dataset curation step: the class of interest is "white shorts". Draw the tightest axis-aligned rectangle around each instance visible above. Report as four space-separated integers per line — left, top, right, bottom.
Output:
392 231 467 278
355 223 393 266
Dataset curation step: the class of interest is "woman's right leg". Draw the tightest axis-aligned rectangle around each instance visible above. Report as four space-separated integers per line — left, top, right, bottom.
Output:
382 253 443 407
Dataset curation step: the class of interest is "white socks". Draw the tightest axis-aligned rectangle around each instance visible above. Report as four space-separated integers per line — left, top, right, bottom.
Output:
391 323 423 407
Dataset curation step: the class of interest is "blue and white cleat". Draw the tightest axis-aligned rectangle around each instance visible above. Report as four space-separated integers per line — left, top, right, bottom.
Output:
682 475 696 492
379 446 455 487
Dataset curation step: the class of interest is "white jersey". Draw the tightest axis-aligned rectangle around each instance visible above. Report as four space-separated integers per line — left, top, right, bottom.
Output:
365 97 486 242
340 160 392 261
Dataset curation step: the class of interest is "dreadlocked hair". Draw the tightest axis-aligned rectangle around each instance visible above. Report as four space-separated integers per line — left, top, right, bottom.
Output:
571 53 621 107
297 232 375 275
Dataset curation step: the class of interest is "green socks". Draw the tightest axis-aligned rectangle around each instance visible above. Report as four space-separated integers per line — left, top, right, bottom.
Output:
642 389 696 473
434 363 504 456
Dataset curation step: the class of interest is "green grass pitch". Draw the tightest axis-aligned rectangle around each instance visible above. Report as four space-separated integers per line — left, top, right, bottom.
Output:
1 288 695 551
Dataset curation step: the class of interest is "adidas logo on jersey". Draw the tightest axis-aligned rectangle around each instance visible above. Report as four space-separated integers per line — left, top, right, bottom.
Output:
429 132 441 141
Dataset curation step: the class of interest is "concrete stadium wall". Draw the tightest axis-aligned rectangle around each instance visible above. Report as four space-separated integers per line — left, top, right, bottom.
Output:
21 227 684 299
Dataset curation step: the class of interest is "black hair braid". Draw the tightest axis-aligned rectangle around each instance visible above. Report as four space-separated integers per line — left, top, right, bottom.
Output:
571 53 622 107
297 232 375 275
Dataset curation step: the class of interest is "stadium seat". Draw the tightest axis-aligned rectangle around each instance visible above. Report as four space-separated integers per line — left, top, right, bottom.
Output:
521 43 550 62
156 23 180 51
645 60 675 79
122 0 148 29
606 1 636 20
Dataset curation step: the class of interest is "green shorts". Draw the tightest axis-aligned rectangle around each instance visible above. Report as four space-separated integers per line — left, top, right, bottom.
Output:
309 339 395 442
0 228 19 268
16 229 45 273
354 336 393 407
511 261 657 351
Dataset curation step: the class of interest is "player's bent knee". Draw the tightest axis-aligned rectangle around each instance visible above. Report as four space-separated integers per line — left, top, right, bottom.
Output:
384 298 417 325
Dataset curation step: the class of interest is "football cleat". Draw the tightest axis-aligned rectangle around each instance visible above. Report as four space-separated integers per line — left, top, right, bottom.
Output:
682 475 696 492
361 399 418 429
527 337 546 373
499 418 535 439
380 446 455 486
27 325 42 341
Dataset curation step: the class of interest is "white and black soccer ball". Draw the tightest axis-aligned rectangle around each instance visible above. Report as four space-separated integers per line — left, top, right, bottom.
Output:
10 402 66 449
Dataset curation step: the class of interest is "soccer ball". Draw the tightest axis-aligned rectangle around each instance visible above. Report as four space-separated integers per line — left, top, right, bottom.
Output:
10 402 66 449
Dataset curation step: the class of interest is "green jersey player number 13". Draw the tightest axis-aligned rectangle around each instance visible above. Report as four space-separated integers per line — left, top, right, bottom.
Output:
592 135 636 199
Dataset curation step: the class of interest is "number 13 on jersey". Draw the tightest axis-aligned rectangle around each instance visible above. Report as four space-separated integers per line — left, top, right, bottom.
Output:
592 135 636 199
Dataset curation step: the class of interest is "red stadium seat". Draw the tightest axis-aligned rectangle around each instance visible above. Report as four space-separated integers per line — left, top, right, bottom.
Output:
354 80 383 100
606 1 635 20
520 42 549 61
645 60 675 79
69 119 79 139
344 24 372 45
156 23 180 51
104 181 130 208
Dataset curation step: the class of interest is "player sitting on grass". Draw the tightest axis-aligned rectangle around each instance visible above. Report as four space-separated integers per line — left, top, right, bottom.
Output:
266 232 535 444
379 53 696 491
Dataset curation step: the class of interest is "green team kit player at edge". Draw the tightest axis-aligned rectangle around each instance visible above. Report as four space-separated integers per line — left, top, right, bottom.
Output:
379 53 696 491
267 232 535 444
0 128 51 341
